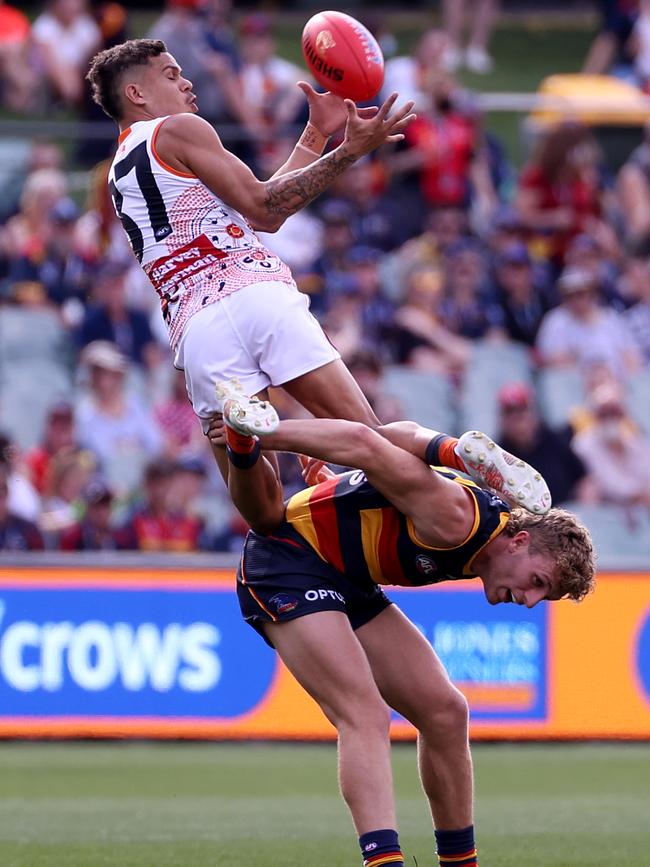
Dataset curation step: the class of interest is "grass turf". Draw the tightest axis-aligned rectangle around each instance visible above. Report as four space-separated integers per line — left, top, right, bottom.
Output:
0 742 647 866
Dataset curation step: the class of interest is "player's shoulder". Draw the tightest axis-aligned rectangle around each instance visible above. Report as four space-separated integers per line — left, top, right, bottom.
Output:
153 113 221 166
155 112 218 145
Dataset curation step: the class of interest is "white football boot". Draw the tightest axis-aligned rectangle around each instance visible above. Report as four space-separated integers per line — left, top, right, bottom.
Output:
215 378 279 436
456 430 552 514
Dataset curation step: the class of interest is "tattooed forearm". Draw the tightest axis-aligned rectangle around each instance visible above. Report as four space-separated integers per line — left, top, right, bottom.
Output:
264 145 357 218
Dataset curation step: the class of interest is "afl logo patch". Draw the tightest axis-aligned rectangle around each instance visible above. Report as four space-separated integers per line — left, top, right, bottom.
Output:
226 223 244 238
415 554 437 576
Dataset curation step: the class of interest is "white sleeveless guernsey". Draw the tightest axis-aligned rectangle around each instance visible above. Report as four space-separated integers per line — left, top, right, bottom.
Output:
108 117 293 351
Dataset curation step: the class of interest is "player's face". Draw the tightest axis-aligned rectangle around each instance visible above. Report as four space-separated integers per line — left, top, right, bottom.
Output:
137 53 198 117
481 541 562 608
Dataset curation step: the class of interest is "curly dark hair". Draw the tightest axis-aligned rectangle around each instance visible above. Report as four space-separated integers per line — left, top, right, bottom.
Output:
86 39 167 122
505 507 596 602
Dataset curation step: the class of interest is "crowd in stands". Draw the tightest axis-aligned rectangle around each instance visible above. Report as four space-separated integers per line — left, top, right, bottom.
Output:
1 1 650 553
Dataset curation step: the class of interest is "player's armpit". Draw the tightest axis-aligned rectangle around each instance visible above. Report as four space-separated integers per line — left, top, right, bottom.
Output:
153 114 277 231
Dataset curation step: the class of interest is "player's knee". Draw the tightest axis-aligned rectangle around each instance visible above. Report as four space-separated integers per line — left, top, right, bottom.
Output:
419 685 469 743
334 692 391 737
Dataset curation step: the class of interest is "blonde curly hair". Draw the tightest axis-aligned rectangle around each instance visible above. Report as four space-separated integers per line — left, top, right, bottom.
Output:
504 507 596 602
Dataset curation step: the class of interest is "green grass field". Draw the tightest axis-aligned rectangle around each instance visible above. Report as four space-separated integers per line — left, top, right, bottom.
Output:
0 742 647 866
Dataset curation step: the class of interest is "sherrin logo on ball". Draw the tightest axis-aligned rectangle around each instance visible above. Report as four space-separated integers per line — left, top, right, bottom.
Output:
315 29 336 56
302 10 385 102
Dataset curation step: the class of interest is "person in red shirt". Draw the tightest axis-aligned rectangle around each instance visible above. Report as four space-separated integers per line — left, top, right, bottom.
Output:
515 123 610 267
25 401 77 495
0 0 35 111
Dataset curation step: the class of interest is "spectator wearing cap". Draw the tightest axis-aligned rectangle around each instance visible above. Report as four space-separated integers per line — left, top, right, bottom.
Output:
32 0 101 107
535 267 640 378
491 242 556 347
76 258 160 369
572 382 650 508
76 341 163 495
297 200 355 314
439 240 505 340
487 205 527 257
0 463 44 551
116 458 203 551
24 401 77 495
345 245 395 349
58 480 120 550
564 233 622 310
496 382 595 506
8 196 91 308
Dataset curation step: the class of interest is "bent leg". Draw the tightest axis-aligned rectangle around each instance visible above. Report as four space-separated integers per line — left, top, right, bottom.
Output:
265 611 396 834
356 605 473 830
281 359 380 427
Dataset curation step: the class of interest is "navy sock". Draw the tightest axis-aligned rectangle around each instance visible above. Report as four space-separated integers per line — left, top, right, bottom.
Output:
434 825 477 866
359 828 404 866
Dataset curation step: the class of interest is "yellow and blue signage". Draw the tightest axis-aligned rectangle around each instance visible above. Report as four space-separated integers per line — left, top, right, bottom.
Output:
0 568 647 739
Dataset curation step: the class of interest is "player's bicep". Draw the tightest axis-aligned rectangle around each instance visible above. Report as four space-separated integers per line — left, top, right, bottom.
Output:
158 116 269 223
361 435 474 547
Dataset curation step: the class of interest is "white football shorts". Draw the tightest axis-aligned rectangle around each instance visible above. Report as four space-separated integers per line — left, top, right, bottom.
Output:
174 279 340 432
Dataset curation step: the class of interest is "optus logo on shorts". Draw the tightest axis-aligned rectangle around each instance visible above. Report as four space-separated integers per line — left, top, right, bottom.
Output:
305 589 345 604
636 605 650 704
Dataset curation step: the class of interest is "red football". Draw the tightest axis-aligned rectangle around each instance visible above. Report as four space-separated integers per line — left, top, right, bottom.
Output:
301 10 384 102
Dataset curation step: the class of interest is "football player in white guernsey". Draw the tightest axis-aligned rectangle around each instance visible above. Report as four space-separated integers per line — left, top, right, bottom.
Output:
87 38 415 481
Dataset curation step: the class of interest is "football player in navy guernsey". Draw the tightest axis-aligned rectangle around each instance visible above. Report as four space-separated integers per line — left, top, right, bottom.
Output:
207 385 595 867
86 39 415 480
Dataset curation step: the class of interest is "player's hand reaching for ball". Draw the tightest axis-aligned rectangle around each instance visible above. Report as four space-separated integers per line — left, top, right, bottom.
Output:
297 81 381 138
342 92 416 158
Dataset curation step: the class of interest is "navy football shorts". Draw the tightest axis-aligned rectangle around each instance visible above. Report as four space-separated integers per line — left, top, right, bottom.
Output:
237 526 392 647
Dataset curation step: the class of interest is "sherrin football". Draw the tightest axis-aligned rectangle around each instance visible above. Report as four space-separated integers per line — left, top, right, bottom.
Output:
301 11 385 102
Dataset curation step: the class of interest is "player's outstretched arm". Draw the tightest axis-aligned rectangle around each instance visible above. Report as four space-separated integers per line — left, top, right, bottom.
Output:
153 95 414 232
260 418 474 548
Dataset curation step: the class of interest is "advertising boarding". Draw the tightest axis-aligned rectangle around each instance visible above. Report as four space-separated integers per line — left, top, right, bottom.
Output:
0 568 647 739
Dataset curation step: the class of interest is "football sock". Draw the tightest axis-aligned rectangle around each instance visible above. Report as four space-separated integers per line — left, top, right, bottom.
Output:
225 425 260 470
359 828 404 866
434 825 478 867
425 434 465 473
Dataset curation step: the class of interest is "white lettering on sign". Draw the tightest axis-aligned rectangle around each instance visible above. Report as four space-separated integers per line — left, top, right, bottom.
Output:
0 602 221 694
